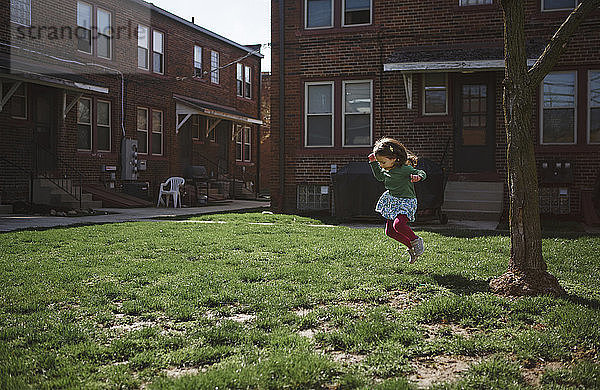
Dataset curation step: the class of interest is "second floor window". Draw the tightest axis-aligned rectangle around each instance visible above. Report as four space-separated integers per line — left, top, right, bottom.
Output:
589 71 599 144
423 73 448 115
10 0 31 26
97 9 112 59
77 2 92 54
138 25 149 70
153 31 164 74
541 71 576 144
194 46 202 77
343 0 372 26
244 66 252 99
237 63 244 96
306 0 333 29
542 0 579 10
305 82 334 147
211 51 220 84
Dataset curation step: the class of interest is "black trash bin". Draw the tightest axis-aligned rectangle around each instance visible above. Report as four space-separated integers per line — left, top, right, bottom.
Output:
414 158 448 224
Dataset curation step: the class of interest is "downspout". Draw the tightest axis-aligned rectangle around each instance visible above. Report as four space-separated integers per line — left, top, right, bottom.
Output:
256 69 262 196
278 0 285 210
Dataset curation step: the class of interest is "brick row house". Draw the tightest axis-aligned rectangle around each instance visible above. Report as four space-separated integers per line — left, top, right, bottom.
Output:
270 0 600 222
0 0 263 210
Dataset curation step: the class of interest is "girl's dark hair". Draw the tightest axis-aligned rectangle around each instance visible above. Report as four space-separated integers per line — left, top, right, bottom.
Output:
372 137 418 167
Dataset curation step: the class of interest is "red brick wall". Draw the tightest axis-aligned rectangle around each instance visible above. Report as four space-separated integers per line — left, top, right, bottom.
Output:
270 0 600 218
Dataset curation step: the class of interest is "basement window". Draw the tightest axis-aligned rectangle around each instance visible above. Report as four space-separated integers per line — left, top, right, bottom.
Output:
297 185 330 211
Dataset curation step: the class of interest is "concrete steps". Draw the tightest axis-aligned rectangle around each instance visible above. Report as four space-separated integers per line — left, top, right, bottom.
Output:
33 179 103 209
443 181 504 221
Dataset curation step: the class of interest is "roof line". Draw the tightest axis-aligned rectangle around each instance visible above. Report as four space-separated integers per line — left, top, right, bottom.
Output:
130 0 264 58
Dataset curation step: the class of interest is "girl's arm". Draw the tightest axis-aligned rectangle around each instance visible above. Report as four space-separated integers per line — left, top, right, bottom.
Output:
368 157 385 182
408 166 427 181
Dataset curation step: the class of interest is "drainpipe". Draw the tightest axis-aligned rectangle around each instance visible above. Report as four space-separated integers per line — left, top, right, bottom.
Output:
278 0 285 210
256 69 262 197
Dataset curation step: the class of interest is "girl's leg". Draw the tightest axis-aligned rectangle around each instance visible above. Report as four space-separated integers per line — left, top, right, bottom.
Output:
392 214 418 243
385 219 412 247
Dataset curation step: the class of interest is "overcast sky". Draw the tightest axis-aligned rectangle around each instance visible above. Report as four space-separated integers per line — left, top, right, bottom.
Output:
148 0 272 72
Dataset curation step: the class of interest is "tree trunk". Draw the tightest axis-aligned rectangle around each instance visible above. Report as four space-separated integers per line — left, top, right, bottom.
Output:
490 0 565 296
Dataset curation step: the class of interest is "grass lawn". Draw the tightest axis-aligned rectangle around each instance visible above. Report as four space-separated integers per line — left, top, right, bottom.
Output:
1 212 599 389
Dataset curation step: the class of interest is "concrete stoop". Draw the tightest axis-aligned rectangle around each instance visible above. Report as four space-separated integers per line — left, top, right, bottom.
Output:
443 181 504 221
33 178 103 209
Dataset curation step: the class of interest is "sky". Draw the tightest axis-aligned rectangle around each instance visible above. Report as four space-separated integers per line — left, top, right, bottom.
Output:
148 0 272 72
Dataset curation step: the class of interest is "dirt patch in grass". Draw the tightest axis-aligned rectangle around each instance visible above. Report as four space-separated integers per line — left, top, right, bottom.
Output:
387 290 420 311
421 323 478 340
521 361 565 387
329 350 366 365
165 366 205 378
409 355 482 388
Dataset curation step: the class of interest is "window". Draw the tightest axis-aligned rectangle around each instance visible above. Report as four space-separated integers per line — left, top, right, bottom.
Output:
207 118 217 142
137 25 149 69
297 185 330 211
77 2 92 54
343 0 371 26
10 0 31 26
211 51 219 84
541 71 576 144
460 0 492 5
97 100 111 152
343 81 372 147
137 107 148 154
153 30 164 74
423 73 448 115
306 0 333 29
97 9 112 59
235 125 252 161
2 82 27 119
152 110 163 155
244 66 252 99
305 82 334 147
236 63 244 96
589 71 600 144
191 115 201 140
194 46 202 77
542 0 579 10
77 98 92 150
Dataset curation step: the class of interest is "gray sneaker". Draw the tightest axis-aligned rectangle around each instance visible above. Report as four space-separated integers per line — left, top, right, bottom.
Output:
411 237 424 257
407 248 417 263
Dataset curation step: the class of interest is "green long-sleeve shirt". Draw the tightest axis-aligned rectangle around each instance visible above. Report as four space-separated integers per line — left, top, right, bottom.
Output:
369 161 427 199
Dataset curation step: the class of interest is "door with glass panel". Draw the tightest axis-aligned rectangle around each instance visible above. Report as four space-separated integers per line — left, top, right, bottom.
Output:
453 74 496 172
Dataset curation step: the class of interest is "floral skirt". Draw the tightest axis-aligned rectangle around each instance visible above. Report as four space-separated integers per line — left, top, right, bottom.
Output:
375 191 418 222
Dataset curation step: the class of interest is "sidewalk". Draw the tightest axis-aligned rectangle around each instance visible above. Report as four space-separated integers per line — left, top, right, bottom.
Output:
0 200 269 233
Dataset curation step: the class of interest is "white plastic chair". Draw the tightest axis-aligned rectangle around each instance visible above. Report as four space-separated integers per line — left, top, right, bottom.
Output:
157 177 185 208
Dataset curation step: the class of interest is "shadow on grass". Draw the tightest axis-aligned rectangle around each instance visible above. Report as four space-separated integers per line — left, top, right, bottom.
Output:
429 273 491 295
565 294 600 310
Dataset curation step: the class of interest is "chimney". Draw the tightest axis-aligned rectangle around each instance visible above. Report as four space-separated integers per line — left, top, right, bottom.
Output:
192 17 195 24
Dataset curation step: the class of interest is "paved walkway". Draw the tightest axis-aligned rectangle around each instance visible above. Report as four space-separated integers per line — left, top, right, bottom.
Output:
0 200 269 232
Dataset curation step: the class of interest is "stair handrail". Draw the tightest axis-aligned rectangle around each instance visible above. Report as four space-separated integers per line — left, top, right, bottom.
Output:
33 142 84 208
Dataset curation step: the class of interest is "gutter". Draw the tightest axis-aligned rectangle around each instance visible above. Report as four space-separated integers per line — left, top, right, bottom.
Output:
278 0 285 210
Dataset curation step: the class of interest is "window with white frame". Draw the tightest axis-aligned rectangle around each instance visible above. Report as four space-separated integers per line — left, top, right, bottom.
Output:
77 98 92 150
194 46 202 77
136 107 148 154
343 0 371 26
306 82 334 147
138 25 149 70
77 2 92 54
2 82 27 119
589 71 600 144
207 118 217 142
10 0 31 26
306 0 333 29
235 125 252 161
97 100 111 152
153 30 164 74
244 66 252 99
423 73 448 115
211 51 220 84
542 0 579 11
243 127 251 161
97 9 112 59
343 80 372 147
460 0 492 5
541 71 576 144
152 110 163 155
236 63 244 96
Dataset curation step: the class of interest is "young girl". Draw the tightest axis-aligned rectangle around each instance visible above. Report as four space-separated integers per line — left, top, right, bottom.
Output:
368 137 426 263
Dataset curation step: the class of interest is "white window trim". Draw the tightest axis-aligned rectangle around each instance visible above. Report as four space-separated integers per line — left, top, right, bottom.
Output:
541 0 579 11
97 8 112 60
342 80 373 148
137 107 149 154
152 109 163 155
96 100 111 152
342 0 373 27
236 63 244 97
77 97 92 151
77 1 93 55
10 0 31 27
539 70 577 145
422 73 448 116
137 25 150 70
589 70 600 144
211 51 220 84
244 127 251 162
194 46 202 78
245 65 252 99
235 124 243 161
152 30 165 75
305 81 335 148
305 0 334 29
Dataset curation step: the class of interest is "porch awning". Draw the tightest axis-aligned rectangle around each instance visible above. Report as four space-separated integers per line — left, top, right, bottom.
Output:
174 94 262 128
0 53 109 94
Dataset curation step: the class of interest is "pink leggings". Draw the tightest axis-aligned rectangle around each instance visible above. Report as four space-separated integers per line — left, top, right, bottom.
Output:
385 214 418 248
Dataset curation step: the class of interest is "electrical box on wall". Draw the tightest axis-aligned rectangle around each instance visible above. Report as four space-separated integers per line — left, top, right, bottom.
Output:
121 139 139 181
540 161 573 184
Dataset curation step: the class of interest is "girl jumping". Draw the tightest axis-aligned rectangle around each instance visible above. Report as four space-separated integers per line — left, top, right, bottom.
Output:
368 137 426 263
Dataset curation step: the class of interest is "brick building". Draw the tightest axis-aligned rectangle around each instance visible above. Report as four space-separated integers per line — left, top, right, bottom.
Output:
1 0 263 210
270 0 600 222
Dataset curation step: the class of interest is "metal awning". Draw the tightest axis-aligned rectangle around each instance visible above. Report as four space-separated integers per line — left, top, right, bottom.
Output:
174 94 262 133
